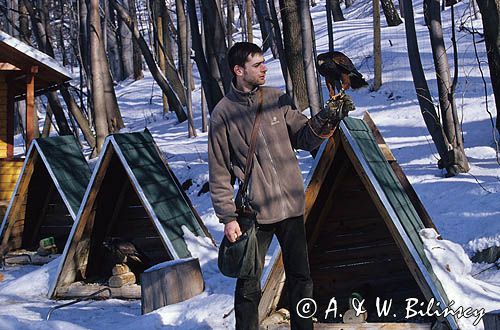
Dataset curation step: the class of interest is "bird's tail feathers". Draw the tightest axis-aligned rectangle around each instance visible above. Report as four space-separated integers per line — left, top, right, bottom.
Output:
349 73 368 89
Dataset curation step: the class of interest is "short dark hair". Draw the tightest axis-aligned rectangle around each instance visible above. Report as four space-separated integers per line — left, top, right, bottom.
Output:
227 42 263 76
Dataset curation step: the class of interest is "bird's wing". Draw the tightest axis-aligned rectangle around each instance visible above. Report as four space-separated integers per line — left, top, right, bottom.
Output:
332 53 356 73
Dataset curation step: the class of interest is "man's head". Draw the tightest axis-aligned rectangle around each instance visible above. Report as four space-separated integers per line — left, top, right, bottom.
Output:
228 42 267 91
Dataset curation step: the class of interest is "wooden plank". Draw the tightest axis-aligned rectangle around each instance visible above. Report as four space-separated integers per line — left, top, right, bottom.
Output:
313 323 432 329
26 184 55 246
25 70 36 149
56 283 141 299
140 258 204 314
0 152 38 255
362 112 437 231
483 310 500 330
304 134 341 220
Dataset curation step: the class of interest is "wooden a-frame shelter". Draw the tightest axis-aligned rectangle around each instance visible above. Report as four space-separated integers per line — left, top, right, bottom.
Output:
49 130 213 299
259 114 458 329
0 31 71 219
0 135 90 256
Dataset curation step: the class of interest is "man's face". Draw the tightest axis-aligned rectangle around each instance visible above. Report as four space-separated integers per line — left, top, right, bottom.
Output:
235 53 267 87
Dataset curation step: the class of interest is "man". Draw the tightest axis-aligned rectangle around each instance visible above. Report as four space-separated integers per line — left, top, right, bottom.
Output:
208 42 352 330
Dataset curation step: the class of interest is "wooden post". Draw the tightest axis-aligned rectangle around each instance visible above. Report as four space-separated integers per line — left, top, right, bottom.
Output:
25 66 38 151
140 258 204 314
7 83 14 159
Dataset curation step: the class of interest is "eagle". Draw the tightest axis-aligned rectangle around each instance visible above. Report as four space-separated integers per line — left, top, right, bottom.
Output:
316 51 368 100
102 238 151 275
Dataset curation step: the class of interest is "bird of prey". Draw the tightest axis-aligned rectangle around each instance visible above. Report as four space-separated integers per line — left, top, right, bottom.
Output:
316 51 368 100
102 237 150 273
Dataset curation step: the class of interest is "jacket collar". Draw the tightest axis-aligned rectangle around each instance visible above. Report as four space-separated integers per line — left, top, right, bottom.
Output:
227 80 260 105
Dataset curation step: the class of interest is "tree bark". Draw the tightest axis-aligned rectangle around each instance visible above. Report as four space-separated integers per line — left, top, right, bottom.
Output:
118 0 134 78
279 0 308 111
175 0 196 137
227 0 234 48
255 0 277 56
200 0 232 93
110 0 187 122
89 0 110 153
402 0 461 176
373 0 382 91
380 0 403 26
476 0 500 135
269 0 297 108
128 0 144 80
424 0 469 173
246 0 253 43
329 0 345 21
326 0 334 51
22 0 73 136
187 0 223 113
299 0 321 115
107 6 124 81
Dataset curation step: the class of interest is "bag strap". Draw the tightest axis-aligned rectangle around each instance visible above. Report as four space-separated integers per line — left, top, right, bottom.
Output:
239 90 264 199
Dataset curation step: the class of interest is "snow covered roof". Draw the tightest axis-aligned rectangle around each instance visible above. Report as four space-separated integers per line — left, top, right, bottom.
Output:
0 30 71 96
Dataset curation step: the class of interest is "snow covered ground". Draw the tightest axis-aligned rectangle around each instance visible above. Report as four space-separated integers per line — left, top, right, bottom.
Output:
0 0 499 329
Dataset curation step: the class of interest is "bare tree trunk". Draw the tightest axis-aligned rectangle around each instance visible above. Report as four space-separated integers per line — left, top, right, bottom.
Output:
328 0 345 21
22 0 73 136
150 0 169 114
373 0 382 91
128 0 143 80
280 0 308 111
476 0 500 135
269 0 297 108
299 0 320 115
60 88 96 148
424 0 469 172
201 0 232 93
175 0 196 137
326 0 334 51
255 0 277 56
89 0 109 153
227 0 234 48
118 0 134 78
246 0 253 43
380 0 403 26
402 0 461 176
110 0 187 122
187 0 223 112
19 2 31 43
107 6 124 81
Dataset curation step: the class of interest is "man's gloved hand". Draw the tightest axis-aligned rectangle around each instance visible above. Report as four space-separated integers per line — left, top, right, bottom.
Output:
309 93 356 138
325 93 355 120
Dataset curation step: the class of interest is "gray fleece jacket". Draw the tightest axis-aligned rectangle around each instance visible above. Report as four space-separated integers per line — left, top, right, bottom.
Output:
208 83 327 224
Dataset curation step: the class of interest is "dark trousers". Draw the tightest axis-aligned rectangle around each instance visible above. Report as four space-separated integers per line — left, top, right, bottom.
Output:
234 215 313 330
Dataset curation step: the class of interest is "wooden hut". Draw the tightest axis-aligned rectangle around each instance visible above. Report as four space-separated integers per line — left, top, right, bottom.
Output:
259 115 458 329
0 31 71 218
0 135 90 258
49 130 213 299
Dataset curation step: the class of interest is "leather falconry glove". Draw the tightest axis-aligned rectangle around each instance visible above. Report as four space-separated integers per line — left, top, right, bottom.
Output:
309 93 356 138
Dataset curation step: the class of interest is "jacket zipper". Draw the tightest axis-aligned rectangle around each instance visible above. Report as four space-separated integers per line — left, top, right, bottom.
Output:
258 127 286 220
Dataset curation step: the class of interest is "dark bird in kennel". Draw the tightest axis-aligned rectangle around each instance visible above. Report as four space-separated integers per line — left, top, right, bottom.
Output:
316 51 368 100
102 238 151 275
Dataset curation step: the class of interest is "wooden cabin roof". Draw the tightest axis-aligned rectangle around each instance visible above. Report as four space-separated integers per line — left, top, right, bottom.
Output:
0 31 71 98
